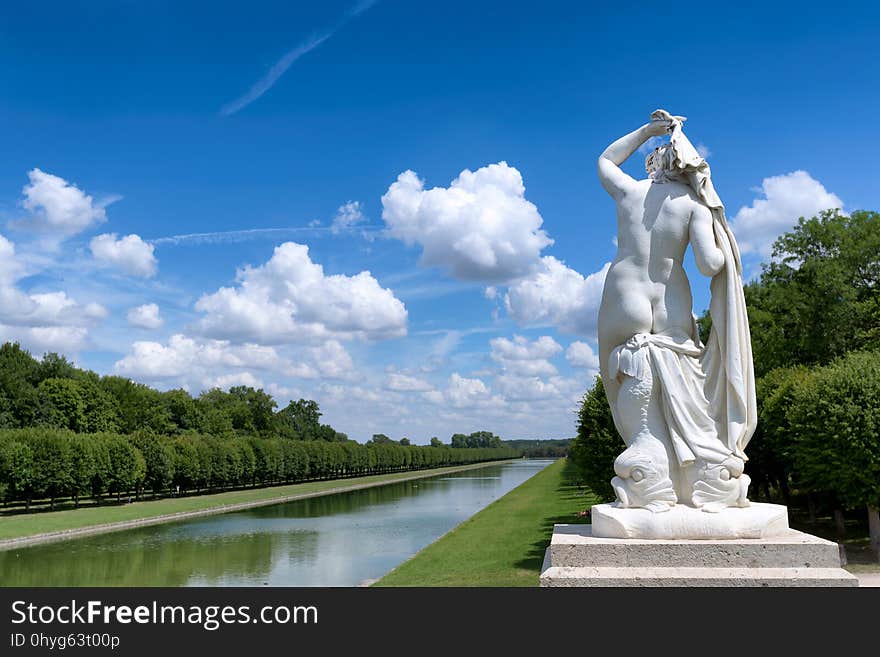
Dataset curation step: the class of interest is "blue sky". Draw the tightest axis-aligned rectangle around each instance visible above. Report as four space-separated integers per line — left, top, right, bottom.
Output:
1 0 877 442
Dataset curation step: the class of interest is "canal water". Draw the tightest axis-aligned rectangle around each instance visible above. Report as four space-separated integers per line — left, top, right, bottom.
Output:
0 459 553 586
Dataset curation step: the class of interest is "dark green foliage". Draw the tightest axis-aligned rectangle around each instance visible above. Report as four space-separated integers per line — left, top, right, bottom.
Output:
132 432 174 495
450 431 503 448
0 436 33 505
36 379 87 431
275 399 323 440
746 209 879 376
0 341 520 511
788 351 880 510
0 342 40 428
0 426 518 510
161 389 203 434
568 377 624 502
745 367 810 503
100 376 173 435
502 439 570 458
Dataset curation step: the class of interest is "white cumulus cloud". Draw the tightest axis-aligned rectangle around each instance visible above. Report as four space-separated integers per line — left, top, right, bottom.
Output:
385 372 434 392
331 201 365 234
494 374 579 402
0 233 105 353
730 171 843 258
126 303 164 329
19 168 109 238
505 257 610 336
194 242 407 344
90 233 158 278
566 341 600 370
381 162 552 282
305 340 357 381
114 334 288 381
0 235 23 285
490 335 561 377
0 325 90 355
423 373 504 410
113 333 360 391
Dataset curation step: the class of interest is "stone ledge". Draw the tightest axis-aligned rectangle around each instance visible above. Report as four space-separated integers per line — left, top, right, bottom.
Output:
540 563 859 587
540 522 858 587
549 524 841 568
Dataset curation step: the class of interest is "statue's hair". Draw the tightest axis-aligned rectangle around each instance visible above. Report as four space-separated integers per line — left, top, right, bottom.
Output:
645 143 677 177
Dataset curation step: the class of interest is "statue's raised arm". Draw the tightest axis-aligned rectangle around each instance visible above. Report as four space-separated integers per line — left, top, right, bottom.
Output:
597 119 671 200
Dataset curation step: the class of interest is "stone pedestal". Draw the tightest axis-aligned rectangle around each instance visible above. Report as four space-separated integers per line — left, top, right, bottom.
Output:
591 502 790 540
540 523 858 587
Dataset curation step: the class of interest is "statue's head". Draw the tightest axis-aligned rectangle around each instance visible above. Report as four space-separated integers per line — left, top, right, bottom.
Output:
645 143 677 178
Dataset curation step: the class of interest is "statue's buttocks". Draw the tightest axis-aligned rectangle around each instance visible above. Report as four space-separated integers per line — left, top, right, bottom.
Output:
598 179 702 372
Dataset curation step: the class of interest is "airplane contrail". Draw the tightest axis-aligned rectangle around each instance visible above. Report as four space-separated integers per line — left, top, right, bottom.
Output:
220 0 378 116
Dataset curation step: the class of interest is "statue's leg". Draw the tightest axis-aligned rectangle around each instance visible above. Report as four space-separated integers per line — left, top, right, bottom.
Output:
610 354 677 513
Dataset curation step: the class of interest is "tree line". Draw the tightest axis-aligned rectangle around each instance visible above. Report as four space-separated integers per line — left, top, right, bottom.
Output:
0 342 521 512
0 428 519 511
0 345 354 442
570 209 880 558
502 439 571 458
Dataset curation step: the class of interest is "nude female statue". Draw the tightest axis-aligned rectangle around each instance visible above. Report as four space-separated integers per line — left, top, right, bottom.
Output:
596 110 756 513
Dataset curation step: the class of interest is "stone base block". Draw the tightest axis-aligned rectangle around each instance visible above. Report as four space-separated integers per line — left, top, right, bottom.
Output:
591 502 790 540
540 524 858 587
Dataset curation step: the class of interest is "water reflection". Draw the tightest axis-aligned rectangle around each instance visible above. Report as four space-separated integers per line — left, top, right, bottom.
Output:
0 459 553 587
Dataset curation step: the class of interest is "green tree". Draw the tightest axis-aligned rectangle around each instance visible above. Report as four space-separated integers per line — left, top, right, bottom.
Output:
745 209 879 376
102 434 146 502
100 376 173 434
230 386 277 435
162 389 204 434
744 367 811 504
450 433 467 448
28 429 74 510
788 351 880 558
275 399 322 440
0 435 33 506
0 343 40 428
67 434 96 507
80 380 120 433
132 432 174 496
35 378 86 431
569 377 623 502
37 352 78 382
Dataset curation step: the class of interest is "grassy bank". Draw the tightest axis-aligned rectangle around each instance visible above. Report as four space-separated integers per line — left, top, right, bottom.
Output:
375 458 597 586
0 461 513 545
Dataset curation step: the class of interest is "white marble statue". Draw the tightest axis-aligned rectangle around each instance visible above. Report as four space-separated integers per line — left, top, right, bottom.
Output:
596 109 757 515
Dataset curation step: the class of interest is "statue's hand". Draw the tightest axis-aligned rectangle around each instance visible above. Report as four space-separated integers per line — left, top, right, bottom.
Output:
646 118 673 137
650 109 687 125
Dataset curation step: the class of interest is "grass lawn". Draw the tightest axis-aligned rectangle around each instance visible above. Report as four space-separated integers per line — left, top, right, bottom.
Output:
375 458 597 586
0 461 511 543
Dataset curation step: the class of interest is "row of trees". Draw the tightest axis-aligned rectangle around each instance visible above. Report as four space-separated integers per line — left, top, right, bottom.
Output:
503 439 571 458
0 342 513 448
570 209 880 557
0 345 351 442
0 428 520 510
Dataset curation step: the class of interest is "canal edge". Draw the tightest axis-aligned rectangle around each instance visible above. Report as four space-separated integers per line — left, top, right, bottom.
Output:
0 460 517 552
